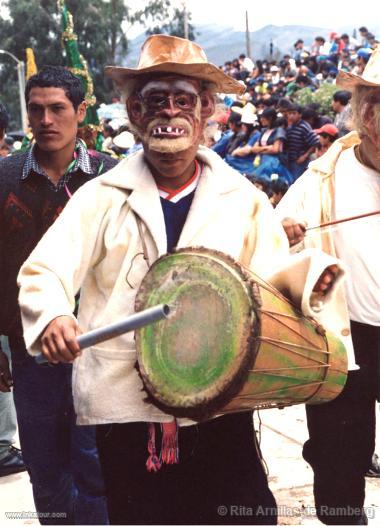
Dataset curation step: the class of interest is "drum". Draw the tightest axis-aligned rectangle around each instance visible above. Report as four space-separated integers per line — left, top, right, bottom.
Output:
135 248 347 420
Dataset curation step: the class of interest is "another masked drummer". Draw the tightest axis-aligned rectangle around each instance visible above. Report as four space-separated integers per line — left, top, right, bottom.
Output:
18 35 343 525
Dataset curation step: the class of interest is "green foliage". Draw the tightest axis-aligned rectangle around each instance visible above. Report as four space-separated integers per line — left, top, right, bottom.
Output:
145 5 196 41
133 0 171 32
0 0 179 128
294 83 339 119
293 87 314 107
0 0 62 129
313 83 339 117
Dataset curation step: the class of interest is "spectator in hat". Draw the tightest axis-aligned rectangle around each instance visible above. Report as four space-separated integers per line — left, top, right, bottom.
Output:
352 48 372 75
225 106 261 174
314 123 339 158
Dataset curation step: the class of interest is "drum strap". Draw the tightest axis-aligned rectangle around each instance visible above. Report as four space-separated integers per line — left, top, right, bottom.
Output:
135 214 150 266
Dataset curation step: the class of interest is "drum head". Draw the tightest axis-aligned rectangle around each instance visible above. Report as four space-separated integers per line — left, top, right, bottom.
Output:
135 248 258 418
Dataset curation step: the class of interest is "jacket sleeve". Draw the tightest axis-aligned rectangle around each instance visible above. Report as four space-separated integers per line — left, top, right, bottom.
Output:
244 188 345 317
17 180 109 355
267 248 346 316
274 171 314 225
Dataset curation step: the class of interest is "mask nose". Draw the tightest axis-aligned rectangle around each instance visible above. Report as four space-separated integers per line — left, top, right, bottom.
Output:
158 96 182 118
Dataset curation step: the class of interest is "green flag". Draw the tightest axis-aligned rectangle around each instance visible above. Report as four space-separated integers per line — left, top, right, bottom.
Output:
58 0 103 150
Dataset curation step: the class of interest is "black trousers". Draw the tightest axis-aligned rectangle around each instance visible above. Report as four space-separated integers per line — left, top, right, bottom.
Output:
97 412 277 525
303 321 379 525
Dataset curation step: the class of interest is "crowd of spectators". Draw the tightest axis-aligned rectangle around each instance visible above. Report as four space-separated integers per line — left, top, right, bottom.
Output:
203 25 379 204
1 25 378 208
94 25 377 206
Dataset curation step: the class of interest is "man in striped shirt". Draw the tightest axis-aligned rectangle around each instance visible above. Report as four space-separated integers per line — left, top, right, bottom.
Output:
285 103 320 181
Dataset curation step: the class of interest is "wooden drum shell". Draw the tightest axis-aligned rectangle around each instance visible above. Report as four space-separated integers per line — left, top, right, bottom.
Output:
135 248 347 420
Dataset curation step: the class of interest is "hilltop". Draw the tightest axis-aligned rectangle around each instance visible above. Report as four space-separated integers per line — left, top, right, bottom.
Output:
121 23 380 66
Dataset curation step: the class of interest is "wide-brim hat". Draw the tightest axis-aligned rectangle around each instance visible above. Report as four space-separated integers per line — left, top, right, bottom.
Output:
105 34 245 95
336 44 380 89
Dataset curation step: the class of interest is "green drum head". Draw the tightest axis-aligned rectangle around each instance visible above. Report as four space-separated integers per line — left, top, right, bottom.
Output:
135 249 257 418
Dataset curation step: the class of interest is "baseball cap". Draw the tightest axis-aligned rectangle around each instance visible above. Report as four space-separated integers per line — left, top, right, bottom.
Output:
314 123 339 136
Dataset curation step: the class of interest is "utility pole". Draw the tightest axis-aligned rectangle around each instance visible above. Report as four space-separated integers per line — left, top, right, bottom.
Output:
0 49 27 131
245 10 251 58
182 0 189 40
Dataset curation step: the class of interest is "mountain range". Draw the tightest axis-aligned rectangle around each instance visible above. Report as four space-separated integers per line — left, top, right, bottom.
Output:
121 23 380 67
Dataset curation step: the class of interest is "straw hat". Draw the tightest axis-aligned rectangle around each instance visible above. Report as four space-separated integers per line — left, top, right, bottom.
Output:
230 102 257 115
105 34 245 95
336 44 380 89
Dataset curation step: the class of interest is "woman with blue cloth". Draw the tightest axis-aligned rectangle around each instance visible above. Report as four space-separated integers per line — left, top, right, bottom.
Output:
251 108 293 184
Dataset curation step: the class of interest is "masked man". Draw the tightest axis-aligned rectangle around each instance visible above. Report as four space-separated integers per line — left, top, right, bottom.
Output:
18 36 342 525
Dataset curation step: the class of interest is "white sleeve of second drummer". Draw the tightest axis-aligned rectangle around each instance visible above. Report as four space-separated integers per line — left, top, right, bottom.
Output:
267 248 346 317
17 181 108 356
244 190 290 275
274 170 314 225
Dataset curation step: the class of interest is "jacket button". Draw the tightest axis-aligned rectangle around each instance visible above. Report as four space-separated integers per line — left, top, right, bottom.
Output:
341 328 350 336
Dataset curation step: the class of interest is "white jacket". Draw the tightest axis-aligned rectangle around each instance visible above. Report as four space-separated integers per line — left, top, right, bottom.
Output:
18 146 344 424
275 131 361 369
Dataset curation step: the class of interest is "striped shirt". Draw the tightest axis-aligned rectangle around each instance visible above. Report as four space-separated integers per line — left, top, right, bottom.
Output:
285 120 320 161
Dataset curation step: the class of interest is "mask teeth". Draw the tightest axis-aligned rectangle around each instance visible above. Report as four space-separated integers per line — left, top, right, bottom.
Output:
152 126 186 136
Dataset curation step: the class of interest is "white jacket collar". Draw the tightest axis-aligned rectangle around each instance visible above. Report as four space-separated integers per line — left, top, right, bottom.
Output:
308 130 361 177
99 145 245 256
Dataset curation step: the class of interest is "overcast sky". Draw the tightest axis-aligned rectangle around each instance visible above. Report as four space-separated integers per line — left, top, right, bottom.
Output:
127 0 379 36
183 0 378 32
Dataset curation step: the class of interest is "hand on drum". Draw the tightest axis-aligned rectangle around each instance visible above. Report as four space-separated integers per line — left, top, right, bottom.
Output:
41 315 82 364
312 264 339 297
282 217 306 247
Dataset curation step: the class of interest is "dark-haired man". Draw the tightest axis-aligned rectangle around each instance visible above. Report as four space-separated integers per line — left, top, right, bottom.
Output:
0 102 26 478
0 66 116 524
285 103 320 181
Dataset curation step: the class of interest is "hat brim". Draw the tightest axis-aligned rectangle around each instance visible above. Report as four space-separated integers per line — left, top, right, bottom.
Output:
336 70 380 90
105 62 245 95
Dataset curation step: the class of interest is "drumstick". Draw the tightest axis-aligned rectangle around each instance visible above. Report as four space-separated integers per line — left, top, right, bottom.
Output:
306 210 380 231
35 303 171 365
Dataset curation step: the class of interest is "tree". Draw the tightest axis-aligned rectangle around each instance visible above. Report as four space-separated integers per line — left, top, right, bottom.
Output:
165 7 196 41
0 0 62 129
0 0 180 129
144 4 196 41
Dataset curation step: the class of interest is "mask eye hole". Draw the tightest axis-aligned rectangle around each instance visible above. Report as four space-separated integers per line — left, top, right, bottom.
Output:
145 93 167 109
175 93 197 110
